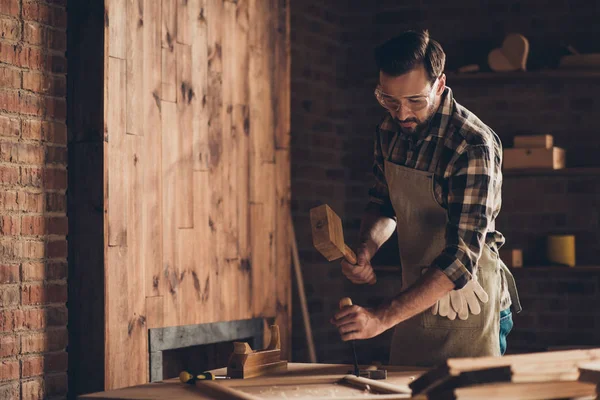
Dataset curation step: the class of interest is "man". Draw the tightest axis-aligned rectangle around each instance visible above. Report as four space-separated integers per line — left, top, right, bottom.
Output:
331 30 521 367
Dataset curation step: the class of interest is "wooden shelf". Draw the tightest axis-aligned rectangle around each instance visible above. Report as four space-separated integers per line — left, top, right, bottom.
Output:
446 70 600 81
503 167 600 177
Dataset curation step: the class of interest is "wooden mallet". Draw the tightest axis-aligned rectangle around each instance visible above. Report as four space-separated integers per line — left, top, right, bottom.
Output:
309 204 376 284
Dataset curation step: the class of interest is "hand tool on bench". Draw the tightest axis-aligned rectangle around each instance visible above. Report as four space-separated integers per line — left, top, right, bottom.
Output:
310 204 376 284
340 297 360 377
226 325 288 379
339 297 388 380
179 370 230 383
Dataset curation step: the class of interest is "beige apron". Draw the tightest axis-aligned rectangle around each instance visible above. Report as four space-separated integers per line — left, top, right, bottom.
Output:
384 138 519 367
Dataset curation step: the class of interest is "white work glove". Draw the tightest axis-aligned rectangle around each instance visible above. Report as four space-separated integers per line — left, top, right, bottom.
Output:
423 268 489 320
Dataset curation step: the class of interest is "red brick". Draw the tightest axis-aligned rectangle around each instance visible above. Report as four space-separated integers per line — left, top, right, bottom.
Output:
44 352 67 373
17 144 45 164
21 216 44 235
0 42 66 73
0 17 21 41
45 192 65 212
21 378 44 400
0 285 19 306
0 263 19 283
46 372 67 396
46 239 66 258
0 66 21 89
46 216 67 235
9 239 45 259
45 146 66 164
46 306 67 326
0 191 43 213
21 329 67 353
0 360 19 381
20 353 68 378
22 119 66 144
0 141 17 162
43 168 66 190
0 90 20 113
22 283 67 305
14 308 45 330
0 115 19 138
0 381 19 399
23 72 66 97
23 2 67 29
0 0 20 17
0 216 21 236
20 167 43 188
0 335 18 357
21 356 43 377
0 165 20 185
21 262 44 281
23 22 66 51
0 310 16 332
46 262 66 280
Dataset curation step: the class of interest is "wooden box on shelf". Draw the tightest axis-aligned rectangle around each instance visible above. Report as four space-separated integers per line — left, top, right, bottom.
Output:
513 134 553 149
503 147 565 170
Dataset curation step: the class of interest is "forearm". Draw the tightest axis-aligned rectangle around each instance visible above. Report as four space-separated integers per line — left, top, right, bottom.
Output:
359 203 397 252
378 268 454 330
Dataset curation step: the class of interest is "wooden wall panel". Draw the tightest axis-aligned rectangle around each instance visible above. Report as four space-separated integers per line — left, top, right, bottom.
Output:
103 0 290 389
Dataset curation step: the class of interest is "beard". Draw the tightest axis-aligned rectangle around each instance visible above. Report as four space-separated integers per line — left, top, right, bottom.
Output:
395 102 437 137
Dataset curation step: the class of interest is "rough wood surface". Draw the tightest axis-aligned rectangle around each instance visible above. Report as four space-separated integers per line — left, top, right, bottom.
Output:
101 0 291 390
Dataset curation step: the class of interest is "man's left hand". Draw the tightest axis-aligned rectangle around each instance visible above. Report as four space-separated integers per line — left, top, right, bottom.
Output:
330 304 388 340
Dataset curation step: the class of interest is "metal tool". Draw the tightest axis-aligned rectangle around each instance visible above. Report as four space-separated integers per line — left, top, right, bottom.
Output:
339 297 360 377
179 370 230 383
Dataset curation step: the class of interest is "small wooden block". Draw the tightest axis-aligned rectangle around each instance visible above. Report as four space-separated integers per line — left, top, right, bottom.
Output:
499 248 523 268
503 147 565 170
513 134 553 149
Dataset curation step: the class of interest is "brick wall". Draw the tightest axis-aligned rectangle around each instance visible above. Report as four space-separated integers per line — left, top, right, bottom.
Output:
291 0 600 363
0 1 68 399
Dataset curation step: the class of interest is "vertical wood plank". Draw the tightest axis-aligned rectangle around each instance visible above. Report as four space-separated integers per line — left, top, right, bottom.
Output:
275 149 291 360
206 0 227 321
161 0 177 102
176 0 190 45
232 0 251 318
274 0 290 150
176 227 197 325
161 99 179 328
221 0 241 319
161 0 176 49
191 0 210 171
107 0 126 59
193 171 216 324
126 0 144 136
143 0 164 305
145 296 165 329
107 56 128 247
176 43 194 228
105 245 128 389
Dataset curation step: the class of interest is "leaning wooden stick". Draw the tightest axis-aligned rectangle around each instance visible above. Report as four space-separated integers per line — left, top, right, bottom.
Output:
309 204 376 284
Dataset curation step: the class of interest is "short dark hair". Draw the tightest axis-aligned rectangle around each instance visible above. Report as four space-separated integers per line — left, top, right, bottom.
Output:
375 30 445 82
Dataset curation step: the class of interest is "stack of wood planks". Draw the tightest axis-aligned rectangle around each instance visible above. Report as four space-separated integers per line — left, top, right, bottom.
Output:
408 348 600 399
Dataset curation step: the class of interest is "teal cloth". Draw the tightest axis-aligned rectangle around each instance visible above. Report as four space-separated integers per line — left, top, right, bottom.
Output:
499 308 513 355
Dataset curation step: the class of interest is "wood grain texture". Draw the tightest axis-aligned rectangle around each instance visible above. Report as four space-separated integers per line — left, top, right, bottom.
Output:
107 0 126 59
107 56 128 247
176 42 194 228
161 99 179 328
100 0 290 390
126 0 143 135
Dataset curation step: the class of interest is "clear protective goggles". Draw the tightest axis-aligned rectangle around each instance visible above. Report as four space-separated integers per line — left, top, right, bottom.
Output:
374 77 439 113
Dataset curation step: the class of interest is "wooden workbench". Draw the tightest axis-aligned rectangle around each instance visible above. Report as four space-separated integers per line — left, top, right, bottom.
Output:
79 363 427 399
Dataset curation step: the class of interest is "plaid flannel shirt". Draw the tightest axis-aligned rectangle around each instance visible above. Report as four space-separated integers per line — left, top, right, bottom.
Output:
368 87 505 289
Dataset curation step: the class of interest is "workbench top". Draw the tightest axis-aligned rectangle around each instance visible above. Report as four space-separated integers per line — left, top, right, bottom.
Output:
79 363 427 399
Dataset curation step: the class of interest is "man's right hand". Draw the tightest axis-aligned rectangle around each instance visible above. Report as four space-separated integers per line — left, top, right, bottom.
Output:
341 242 377 285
